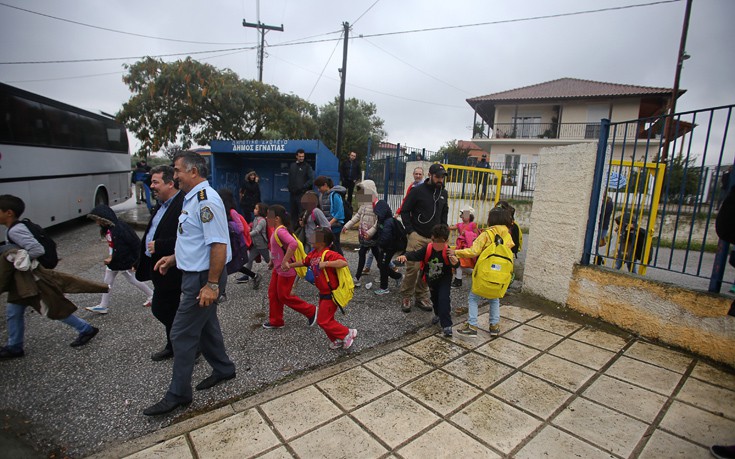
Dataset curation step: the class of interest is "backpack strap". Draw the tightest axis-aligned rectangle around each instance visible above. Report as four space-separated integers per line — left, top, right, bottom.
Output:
423 243 433 267
321 249 337 290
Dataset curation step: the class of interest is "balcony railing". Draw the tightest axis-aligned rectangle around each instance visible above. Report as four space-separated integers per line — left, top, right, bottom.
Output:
483 122 605 140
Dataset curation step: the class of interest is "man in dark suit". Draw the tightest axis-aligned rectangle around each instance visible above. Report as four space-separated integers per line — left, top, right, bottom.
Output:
135 165 184 361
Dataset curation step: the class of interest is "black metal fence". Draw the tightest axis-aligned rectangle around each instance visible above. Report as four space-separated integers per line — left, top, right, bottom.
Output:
583 105 735 294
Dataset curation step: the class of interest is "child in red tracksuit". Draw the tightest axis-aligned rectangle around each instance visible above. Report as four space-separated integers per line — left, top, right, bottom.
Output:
288 227 357 350
262 205 317 330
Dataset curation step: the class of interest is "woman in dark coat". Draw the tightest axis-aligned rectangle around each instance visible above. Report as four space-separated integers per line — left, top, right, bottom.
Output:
239 170 261 223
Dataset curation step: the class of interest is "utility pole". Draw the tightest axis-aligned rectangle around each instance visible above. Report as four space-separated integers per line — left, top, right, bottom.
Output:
336 21 350 158
661 0 692 161
242 20 284 82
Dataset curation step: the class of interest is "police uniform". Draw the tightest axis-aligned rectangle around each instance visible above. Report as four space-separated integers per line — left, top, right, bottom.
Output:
165 180 235 404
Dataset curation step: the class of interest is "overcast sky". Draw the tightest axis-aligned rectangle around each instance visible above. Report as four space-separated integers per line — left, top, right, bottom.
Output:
1 0 733 159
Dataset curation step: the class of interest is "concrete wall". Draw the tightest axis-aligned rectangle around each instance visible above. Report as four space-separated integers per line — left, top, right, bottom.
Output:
523 143 599 304
523 141 735 366
568 266 735 365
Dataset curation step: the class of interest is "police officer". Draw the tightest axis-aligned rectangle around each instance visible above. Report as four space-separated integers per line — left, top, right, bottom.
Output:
143 151 236 416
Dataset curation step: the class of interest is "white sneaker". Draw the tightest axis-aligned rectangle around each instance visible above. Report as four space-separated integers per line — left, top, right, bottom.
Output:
143 297 152 307
343 329 358 349
328 339 343 350
86 305 109 314
374 288 390 295
353 277 361 287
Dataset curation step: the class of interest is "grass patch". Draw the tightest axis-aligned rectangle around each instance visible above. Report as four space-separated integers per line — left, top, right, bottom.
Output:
655 238 720 253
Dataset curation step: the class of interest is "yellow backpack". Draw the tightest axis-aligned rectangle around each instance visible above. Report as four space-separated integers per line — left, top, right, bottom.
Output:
274 225 308 278
321 250 355 314
472 229 515 299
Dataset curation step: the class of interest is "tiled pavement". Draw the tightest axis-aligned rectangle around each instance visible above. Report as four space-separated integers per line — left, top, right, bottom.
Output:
103 305 735 459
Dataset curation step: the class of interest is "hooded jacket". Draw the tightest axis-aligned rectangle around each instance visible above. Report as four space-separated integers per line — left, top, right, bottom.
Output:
343 180 379 245
373 199 401 250
87 205 141 271
400 180 449 238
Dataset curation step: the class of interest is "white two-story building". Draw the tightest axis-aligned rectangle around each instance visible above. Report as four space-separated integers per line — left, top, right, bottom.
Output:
466 78 685 168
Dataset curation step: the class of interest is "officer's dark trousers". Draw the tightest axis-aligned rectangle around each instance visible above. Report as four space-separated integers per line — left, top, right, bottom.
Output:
165 271 235 403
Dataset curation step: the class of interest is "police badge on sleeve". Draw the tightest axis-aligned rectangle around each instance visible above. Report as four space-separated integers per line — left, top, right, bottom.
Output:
200 206 214 223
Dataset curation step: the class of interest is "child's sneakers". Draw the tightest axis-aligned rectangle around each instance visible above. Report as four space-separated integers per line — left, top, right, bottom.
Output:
329 339 343 350
353 277 361 287
488 323 501 336
262 321 284 329
374 288 390 295
457 323 477 336
362 268 371 275
343 329 358 349
451 278 462 288
86 305 109 314
431 315 440 325
143 298 152 308
443 326 453 337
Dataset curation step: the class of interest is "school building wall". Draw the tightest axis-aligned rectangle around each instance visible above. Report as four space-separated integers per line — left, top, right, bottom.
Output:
523 143 735 366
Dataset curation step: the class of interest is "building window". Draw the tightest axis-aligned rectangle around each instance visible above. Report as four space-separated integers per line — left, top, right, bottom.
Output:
512 116 541 138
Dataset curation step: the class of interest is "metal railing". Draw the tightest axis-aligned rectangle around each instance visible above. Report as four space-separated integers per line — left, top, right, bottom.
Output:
480 122 610 140
583 105 735 294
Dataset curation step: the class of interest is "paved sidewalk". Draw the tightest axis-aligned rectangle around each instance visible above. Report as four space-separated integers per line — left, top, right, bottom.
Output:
93 304 735 459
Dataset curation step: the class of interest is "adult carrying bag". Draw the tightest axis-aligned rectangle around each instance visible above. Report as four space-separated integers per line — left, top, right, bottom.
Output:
471 230 514 299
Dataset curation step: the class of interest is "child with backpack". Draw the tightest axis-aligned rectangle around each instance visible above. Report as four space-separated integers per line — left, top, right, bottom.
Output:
314 176 347 255
496 201 523 257
0 195 100 359
450 205 479 288
299 191 331 253
341 180 383 287
287 227 357 349
237 202 270 288
218 189 251 297
86 204 153 314
262 205 318 329
396 224 459 337
373 196 406 295
451 207 515 337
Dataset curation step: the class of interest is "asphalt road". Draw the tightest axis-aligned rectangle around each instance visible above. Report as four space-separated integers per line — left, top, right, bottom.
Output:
0 215 485 458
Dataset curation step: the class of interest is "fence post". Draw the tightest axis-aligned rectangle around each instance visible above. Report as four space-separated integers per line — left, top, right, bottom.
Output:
365 136 372 179
393 144 400 196
581 118 610 265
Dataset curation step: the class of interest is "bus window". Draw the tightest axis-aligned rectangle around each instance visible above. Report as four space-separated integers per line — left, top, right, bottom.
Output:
9 96 48 145
43 103 75 147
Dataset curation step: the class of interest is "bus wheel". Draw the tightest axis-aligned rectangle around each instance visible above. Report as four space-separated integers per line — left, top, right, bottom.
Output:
95 188 109 207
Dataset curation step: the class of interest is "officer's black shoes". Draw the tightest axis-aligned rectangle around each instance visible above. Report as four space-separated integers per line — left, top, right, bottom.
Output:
195 372 236 391
143 397 192 416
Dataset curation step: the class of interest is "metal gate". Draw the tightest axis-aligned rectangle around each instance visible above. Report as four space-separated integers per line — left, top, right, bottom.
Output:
583 105 735 293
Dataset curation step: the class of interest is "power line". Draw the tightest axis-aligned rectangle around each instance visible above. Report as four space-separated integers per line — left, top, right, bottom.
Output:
307 31 344 101
361 38 470 95
352 0 382 26
353 0 681 40
0 2 257 46
268 0 681 47
272 55 465 109
0 0 680 65
3 49 251 84
0 45 257 65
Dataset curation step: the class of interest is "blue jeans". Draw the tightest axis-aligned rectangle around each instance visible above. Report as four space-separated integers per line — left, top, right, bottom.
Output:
468 292 500 327
5 303 92 351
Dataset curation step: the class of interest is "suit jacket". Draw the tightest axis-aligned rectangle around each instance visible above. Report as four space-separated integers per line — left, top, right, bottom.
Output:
135 191 184 292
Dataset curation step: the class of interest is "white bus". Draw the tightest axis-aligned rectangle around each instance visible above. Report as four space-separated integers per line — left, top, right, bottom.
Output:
0 82 131 227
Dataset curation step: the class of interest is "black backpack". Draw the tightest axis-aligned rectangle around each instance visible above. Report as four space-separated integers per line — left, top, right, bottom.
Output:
8 218 59 269
393 218 408 253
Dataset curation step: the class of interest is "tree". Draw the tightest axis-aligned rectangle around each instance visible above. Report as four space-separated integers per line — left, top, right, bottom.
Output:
117 57 319 157
433 140 470 165
161 144 184 161
317 97 386 164
665 153 702 201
